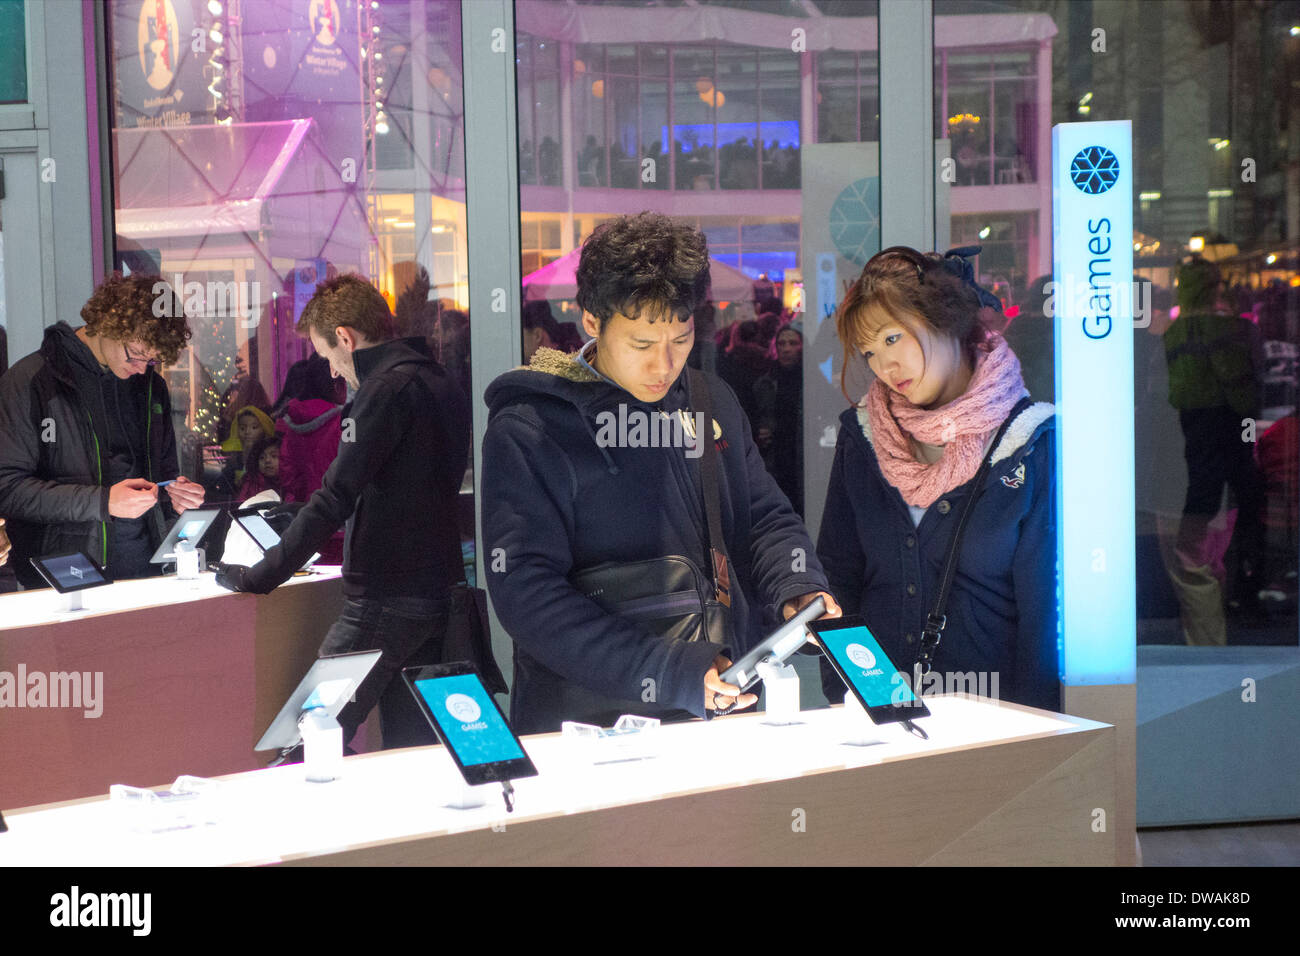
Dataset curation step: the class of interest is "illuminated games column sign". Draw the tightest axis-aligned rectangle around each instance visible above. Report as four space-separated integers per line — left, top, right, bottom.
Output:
1052 121 1136 686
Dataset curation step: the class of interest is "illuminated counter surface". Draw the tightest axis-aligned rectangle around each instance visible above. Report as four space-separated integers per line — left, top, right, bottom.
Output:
0 567 342 628
2 697 1117 866
0 569 345 811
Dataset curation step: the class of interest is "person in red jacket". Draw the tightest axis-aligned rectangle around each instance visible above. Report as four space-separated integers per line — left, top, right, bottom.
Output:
276 352 345 562
278 354 344 504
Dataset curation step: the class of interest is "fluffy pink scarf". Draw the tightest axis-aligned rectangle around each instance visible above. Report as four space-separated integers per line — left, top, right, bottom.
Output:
865 336 1025 507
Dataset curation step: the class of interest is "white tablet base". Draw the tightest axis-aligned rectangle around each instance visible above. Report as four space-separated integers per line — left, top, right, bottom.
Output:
56 591 86 613
757 658 802 726
841 692 888 747
300 707 344 783
445 778 494 810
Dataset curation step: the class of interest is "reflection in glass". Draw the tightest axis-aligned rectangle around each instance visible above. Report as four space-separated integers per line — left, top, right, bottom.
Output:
515 1 880 532
105 0 475 580
934 0 1299 649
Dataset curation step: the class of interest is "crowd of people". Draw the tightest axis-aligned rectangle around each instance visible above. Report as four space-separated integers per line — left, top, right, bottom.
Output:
535 135 801 191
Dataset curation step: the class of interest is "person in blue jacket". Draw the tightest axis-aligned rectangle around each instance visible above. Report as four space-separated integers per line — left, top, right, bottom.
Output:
817 246 1060 712
483 212 839 734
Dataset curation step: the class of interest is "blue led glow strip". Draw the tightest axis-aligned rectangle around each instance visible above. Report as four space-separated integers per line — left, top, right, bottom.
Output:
1052 120 1137 686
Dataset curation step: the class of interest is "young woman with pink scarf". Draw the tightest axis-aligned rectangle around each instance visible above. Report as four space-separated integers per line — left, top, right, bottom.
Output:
815 247 1061 712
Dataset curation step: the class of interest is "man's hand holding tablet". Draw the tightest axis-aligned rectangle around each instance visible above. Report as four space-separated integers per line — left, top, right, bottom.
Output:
781 589 843 621
704 654 758 715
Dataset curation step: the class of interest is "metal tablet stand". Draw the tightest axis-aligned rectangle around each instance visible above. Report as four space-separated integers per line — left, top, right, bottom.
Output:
757 657 803 725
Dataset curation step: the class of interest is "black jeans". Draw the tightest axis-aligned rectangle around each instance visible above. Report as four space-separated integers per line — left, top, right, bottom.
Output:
318 593 453 749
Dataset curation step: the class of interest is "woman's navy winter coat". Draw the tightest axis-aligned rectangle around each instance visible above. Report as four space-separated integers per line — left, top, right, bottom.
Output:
816 401 1061 712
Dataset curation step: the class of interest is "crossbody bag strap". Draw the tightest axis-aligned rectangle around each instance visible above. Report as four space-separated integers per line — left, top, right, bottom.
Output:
686 367 732 608
913 395 1033 685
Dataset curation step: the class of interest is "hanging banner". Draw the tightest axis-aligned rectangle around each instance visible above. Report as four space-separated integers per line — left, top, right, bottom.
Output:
799 142 881 535
240 0 364 169
112 0 213 127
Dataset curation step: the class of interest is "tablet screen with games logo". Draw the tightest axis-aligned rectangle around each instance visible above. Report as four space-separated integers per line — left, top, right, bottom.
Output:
809 616 930 724
402 662 538 786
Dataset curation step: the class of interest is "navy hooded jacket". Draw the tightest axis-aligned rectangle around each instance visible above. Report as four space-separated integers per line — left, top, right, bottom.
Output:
816 400 1061 712
483 347 829 734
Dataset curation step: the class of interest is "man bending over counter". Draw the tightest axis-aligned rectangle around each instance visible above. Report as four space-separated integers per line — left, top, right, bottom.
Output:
215 275 471 754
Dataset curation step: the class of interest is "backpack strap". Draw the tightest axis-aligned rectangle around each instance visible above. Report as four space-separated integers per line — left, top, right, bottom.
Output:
686 367 731 607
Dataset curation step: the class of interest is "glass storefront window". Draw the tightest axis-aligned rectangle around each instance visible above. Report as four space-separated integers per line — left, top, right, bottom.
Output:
0 0 26 105
104 0 475 576
516 0 880 525
816 50 879 146
519 34 561 187
935 0 1300 651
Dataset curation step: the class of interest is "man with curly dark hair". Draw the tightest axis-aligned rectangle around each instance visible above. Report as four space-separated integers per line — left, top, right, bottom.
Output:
482 212 840 733
0 273 205 587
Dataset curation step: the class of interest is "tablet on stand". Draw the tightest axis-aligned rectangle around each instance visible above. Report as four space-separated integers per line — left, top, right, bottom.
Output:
256 650 383 782
718 595 826 723
29 552 113 613
402 662 537 813
809 616 931 746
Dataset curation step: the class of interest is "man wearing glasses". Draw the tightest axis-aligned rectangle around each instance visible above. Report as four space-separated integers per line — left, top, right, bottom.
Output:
0 273 205 588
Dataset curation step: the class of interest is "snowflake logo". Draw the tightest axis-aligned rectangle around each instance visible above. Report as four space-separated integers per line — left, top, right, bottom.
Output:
1070 145 1120 195
829 177 881 266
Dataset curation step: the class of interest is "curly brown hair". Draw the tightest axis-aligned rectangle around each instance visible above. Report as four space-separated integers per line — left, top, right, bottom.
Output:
80 273 191 366
835 246 1000 401
296 273 395 346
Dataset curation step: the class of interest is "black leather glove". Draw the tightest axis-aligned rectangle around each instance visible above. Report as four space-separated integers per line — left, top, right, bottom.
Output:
214 562 254 593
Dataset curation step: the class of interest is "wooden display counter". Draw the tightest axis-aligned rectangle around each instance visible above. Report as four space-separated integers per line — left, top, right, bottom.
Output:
1 696 1117 866
0 569 345 810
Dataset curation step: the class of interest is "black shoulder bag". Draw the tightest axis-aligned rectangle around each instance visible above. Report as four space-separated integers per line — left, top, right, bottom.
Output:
568 367 733 650
913 396 1032 688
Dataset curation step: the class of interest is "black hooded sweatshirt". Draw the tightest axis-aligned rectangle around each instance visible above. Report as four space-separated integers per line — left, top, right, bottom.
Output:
239 337 470 599
0 322 179 587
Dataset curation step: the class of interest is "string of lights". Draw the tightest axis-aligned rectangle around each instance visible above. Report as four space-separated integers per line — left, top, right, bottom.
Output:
204 0 242 124
363 0 387 279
